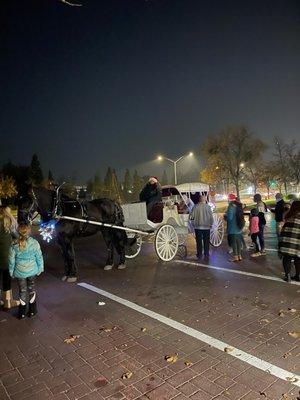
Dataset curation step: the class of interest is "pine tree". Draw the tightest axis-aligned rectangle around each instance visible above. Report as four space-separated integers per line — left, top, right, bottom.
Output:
132 170 144 200
29 154 44 185
123 169 132 201
104 167 113 193
48 170 54 182
92 173 103 198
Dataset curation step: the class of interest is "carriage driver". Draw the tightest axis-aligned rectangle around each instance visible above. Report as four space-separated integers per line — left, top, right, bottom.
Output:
139 177 162 215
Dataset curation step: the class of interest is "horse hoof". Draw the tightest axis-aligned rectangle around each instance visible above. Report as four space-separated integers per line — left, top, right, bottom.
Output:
104 265 113 271
66 277 77 283
117 264 126 270
61 276 68 282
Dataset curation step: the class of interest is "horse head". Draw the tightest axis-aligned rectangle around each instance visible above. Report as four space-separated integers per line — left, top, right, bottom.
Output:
18 185 56 224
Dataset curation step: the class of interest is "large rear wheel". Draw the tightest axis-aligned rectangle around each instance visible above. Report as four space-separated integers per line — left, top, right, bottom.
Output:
155 224 179 261
210 214 224 247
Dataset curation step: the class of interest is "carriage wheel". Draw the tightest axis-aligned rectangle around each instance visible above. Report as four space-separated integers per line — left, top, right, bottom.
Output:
210 214 224 247
125 234 142 259
155 224 179 261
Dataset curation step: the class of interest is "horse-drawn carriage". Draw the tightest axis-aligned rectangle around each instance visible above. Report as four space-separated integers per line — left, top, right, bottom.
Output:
123 184 225 262
18 183 224 279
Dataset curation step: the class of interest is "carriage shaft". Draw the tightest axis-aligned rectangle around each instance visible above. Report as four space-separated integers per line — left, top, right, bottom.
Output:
56 215 151 236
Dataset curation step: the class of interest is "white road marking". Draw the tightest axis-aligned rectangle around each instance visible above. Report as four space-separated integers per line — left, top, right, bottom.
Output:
175 260 300 286
78 282 300 387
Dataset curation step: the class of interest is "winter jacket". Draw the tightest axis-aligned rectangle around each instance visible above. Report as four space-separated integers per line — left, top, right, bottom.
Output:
249 216 259 234
190 203 214 230
9 237 44 279
139 183 162 205
226 202 243 234
272 199 286 222
278 214 300 258
0 220 12 269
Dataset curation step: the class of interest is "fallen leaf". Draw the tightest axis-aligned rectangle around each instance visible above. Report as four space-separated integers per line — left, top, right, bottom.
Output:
283 352 292 359
286 376 298 383
282 394 293 400
259 391 267 397
165 353 179 363
224 346 235 353
260 319 270 323
64 334 80 344
288 308 297 313
199 298 208 302
184 361 193 367
122 372 133 379
141 327 147 332
98 301 105 306
288 331 300 339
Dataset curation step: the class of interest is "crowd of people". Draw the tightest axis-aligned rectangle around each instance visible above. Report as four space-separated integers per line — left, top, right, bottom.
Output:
138 176 299 284
189 191 300 283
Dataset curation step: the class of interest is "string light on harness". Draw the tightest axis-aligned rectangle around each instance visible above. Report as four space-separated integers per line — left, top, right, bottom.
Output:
39 220 57 243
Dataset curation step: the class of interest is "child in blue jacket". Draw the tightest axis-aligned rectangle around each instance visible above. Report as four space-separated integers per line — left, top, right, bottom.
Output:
9 224 44 319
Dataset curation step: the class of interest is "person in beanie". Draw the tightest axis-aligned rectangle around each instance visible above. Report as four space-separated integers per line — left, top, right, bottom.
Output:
0 206 19 309
278 200 300 282
271 193 286 238
139 177 162 215
253 193 267 255
226 194 245 262
9 224 44 319
190 195 214 261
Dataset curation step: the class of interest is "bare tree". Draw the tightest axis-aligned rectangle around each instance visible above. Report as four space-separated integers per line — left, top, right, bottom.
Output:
201 126 267 199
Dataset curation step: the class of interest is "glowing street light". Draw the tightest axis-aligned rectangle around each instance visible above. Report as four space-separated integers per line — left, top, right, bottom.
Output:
157 152 194 185
240 162 245 168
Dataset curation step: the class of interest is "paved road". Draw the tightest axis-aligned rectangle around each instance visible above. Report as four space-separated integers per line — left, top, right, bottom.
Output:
0 216 299 400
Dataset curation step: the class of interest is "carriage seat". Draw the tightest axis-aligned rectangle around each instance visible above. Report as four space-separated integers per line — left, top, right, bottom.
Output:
148 202 164 223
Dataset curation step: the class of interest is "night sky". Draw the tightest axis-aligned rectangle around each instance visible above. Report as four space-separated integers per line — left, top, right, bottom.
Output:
1 0 300 182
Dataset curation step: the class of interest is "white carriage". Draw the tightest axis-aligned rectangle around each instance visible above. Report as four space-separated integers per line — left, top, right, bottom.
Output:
122 183 224 262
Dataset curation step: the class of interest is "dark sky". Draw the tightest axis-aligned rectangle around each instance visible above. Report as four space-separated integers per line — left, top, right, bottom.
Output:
1 0 300 182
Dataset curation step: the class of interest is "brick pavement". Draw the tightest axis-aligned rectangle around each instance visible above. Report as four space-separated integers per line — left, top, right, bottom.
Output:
0 226 299 400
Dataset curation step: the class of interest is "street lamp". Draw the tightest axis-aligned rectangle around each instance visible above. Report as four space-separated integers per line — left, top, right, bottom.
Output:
157 152 194 185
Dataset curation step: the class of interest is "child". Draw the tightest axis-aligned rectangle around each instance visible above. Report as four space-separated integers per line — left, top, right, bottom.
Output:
0 206 19 309
249 208 261 257
9 224 44 319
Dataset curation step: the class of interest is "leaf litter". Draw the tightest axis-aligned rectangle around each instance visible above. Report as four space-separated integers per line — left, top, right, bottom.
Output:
64 334 80 344
165 353 179 363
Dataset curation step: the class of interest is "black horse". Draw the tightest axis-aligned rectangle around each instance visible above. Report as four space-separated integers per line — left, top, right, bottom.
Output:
18 186 128 282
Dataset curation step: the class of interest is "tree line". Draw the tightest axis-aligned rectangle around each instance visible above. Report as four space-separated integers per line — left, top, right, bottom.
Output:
0 154 170 204
1 127 299 204
200 126 300 199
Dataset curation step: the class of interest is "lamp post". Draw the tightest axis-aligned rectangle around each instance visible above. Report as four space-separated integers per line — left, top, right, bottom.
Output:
157 152 193 185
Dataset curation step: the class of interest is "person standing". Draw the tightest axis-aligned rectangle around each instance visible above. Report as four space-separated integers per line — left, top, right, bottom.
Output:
253 193 267 255
272 193 286 238
249 208 261 257
226 196 245 262
278 201 300 283
190 195 214 261
9 224 44 319
0 206 19 309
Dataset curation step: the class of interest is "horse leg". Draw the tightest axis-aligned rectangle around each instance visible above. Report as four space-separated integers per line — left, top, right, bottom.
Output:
57 235 78 282
114 230 127 270
102 229 114 271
